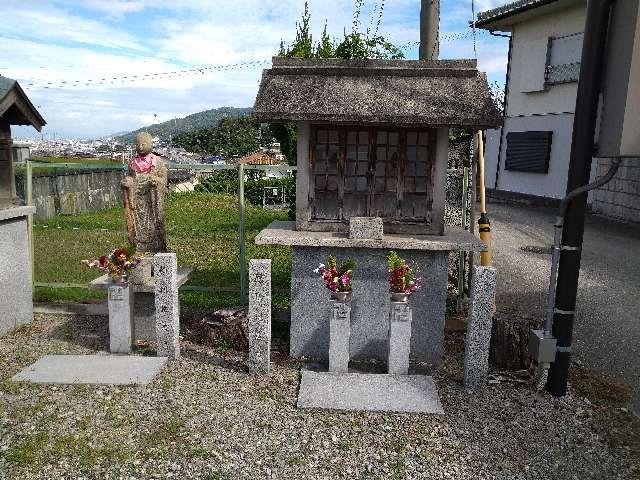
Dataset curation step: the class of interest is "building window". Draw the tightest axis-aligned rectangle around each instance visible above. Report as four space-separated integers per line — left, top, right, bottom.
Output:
546 32 583 85
310 126 435 225
505 131 553 173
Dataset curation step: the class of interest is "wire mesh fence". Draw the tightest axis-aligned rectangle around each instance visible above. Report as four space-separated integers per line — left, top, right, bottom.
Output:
15 158 471 310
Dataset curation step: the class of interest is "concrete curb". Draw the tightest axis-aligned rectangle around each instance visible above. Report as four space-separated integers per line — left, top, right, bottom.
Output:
34 303 107 316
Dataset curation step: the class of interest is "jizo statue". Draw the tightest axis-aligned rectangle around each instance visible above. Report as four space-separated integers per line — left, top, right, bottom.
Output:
121 132 168 283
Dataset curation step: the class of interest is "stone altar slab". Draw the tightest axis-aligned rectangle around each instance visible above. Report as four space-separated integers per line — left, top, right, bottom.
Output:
255 220 487 252
89 267 192 342
12 354 167 385
297 370 444 414
290 246 448 363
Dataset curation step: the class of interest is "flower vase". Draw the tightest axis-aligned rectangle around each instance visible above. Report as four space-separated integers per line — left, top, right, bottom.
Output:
111 274 128 285
390 292 409 303
331 291 352 302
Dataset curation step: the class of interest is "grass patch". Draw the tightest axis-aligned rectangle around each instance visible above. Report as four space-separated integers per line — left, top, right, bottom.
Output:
33 193 291 309
3 431 49 467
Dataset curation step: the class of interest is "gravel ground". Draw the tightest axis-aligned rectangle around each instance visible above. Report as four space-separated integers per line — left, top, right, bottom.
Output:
489 202 640 414
1 313 638 480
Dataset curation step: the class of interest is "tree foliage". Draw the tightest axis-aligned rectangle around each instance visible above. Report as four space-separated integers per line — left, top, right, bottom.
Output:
173 116 268 158
279 1 403 60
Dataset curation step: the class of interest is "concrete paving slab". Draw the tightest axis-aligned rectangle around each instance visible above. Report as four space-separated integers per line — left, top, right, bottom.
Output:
297 370 444 414
12 355 167 385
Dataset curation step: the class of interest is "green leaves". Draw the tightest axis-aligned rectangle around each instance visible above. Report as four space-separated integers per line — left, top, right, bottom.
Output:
279 1 404 61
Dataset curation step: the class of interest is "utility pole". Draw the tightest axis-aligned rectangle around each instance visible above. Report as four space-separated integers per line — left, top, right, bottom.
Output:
547 0 615 396
419 0 440 61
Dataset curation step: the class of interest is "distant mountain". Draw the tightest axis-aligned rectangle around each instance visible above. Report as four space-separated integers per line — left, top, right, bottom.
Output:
115 107 253 145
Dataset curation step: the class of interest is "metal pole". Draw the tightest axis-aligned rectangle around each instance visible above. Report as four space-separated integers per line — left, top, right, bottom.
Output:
457 166 469 311
26 159 34 287
238 164 247 304
547 0 615 396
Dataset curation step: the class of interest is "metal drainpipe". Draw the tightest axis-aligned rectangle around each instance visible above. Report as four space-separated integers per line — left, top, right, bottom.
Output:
545 0 616 396
491 30 512 190
532 157 622 388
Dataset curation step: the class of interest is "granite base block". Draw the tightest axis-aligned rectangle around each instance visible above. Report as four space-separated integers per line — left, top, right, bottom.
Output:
12 354 167 385
388 302 412 375
463 266 497 389
108 284 134 354
291 247 448 363
297 370 444 413
329 301 351 372
249 259 271 374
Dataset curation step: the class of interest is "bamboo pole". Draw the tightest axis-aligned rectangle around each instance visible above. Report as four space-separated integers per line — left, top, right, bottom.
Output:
477 131 492 267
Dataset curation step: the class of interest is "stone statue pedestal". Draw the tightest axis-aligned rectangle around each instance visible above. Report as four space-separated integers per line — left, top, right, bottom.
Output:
90 266 192 344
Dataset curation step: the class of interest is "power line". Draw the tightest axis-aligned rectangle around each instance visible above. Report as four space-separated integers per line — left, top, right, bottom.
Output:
20 59 271 90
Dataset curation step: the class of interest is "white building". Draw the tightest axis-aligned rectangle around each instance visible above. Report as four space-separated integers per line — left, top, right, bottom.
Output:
477 0 640 223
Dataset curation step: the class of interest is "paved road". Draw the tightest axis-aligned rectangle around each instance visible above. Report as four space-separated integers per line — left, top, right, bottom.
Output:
488 202 640 413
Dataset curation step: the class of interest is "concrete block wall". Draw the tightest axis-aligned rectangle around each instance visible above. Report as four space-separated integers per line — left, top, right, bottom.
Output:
15 168 124 220
591 157 640 224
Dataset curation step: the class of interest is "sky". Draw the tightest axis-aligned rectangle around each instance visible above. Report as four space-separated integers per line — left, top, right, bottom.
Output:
1 0 510 139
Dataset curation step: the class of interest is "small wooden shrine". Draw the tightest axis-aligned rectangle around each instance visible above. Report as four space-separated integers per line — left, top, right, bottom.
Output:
254 58 501 364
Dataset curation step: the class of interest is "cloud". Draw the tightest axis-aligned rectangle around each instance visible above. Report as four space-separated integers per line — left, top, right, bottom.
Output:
5 0 510 139
2 3 146 52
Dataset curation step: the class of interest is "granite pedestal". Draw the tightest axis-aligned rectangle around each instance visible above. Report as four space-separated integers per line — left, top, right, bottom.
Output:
256 221 486 364
388 302 412 374
0 206 35 336
329 301 351 372
108 283 134 354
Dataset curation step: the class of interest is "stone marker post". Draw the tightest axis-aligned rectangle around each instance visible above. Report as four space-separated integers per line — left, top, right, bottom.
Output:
154 253 180 359
108 283 134 354
388 302 412 375
329 301 351 372
463 266 497 389
249 259 271 374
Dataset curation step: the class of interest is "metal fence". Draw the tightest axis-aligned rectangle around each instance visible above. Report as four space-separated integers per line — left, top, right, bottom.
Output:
15 159 471 308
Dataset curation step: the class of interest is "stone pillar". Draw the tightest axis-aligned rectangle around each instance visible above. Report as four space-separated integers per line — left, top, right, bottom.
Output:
108 283 134 354
463 266 497 389
154 253 180 359
388 302 412 375
329 301 351 372
249 259 271 374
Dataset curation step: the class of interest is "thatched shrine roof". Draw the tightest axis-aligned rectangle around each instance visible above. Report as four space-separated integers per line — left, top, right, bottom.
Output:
0 77 46 130
253 58 502 128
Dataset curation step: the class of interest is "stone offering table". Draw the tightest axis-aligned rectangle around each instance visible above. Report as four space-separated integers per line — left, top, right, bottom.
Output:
89 267 192 344
256 221 486 364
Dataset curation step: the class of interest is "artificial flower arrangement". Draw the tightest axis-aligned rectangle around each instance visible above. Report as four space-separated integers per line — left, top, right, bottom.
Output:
83 246 141 282
314 255 355 300
387 251 422 301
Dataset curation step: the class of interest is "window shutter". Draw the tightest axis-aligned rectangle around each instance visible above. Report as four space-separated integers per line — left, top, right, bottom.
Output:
505 131 553 173
546 33 583 85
